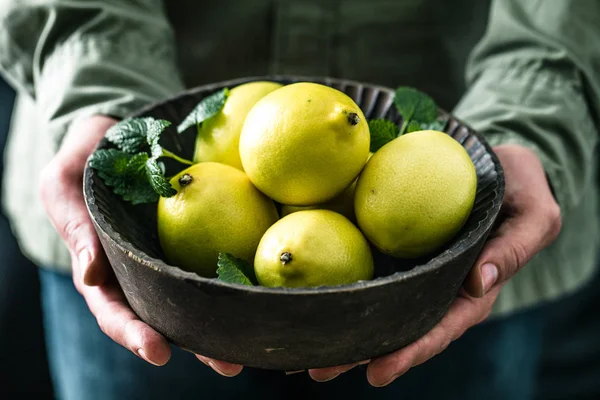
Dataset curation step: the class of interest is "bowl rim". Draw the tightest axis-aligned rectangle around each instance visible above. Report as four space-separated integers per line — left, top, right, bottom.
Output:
83 75 506 296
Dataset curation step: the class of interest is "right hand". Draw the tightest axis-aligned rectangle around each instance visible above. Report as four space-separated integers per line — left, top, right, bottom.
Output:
38 115 242 376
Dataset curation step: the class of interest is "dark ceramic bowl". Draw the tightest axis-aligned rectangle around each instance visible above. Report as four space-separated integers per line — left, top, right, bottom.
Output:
83 76 505 371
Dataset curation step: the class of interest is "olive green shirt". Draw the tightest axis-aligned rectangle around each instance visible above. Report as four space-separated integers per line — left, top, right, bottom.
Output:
1 0 599 316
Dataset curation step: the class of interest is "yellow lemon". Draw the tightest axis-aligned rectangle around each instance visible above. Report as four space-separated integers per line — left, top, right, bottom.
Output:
157 162 279 277
355 130 477 258
281 180 358 222
193 81 283 170
239 82 370 205
254 210 374 288
280 153 372 221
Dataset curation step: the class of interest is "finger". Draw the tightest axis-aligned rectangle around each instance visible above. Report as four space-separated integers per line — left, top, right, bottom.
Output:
80 274 172 366
71 246 171 366
464 145 562 297
464 214 555 297
367 287 500 387
39 116 117 286
195 355 244 377
40 159 109 285
308 362 362 382
41 115 171 367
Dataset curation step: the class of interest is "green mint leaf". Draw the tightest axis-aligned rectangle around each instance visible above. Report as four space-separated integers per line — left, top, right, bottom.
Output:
105 117 172 155
89 149 158 204
145 158 177 198
92 118 186 202
145 119 172 158
368 119 399 152
420 118 448 132
405 120 423 134
124 154 160 203
105 119 148 154
216 253 257 286
89 149 130 185
394 87 438 127
177 88 230 134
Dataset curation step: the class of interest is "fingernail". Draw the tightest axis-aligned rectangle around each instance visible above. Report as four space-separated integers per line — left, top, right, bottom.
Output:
481 263 498 294
313 372 341 382
312 363 359 382
137 348 162 367
374 373 400 387
208 360 240 377
359 359 371 365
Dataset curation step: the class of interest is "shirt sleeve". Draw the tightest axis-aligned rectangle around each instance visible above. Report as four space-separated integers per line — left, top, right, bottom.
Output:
0 0 185 149
452 0 600 212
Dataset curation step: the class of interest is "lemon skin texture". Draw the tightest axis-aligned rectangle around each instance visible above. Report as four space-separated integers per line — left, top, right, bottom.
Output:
254 210 374 288
239 82 370 206
355 130 477 259
194 81 283 170
280 153 372 221
280 180 358 222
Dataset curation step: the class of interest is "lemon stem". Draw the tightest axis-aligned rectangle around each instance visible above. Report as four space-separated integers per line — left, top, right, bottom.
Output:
280 252 293 265
178 173 193 187
347 112 360 126
162 149 193 166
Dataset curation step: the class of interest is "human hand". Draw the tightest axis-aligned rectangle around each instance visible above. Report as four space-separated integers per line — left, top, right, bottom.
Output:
39 115 171 366
38 115 243 375
307 144 562 386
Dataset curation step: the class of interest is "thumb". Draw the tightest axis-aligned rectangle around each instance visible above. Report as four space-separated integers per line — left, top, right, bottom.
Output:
463 214 548 297
464 145 562 298
39 115 117 286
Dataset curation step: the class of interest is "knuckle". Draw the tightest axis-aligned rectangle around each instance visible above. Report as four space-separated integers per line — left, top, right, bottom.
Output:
414 334 431 355
480 306 493 322
95 309 110 337
508 241 529 273
62 218 88 252
95 300 121 340
413 334 438 364
436 335 453 357
477 308 493 325
71 273 83 295
124 319 141 349
545 202 562 241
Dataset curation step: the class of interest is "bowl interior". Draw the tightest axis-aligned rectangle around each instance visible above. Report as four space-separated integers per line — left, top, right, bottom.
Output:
85 75 505 294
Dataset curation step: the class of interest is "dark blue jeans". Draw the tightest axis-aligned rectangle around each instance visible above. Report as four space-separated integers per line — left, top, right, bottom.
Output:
40 268 546 400
535 266 600 400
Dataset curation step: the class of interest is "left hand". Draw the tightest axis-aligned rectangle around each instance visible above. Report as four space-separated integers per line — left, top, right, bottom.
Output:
202 144 563 383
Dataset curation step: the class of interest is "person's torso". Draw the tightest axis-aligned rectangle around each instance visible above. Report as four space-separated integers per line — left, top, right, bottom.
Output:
165 0 491 111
